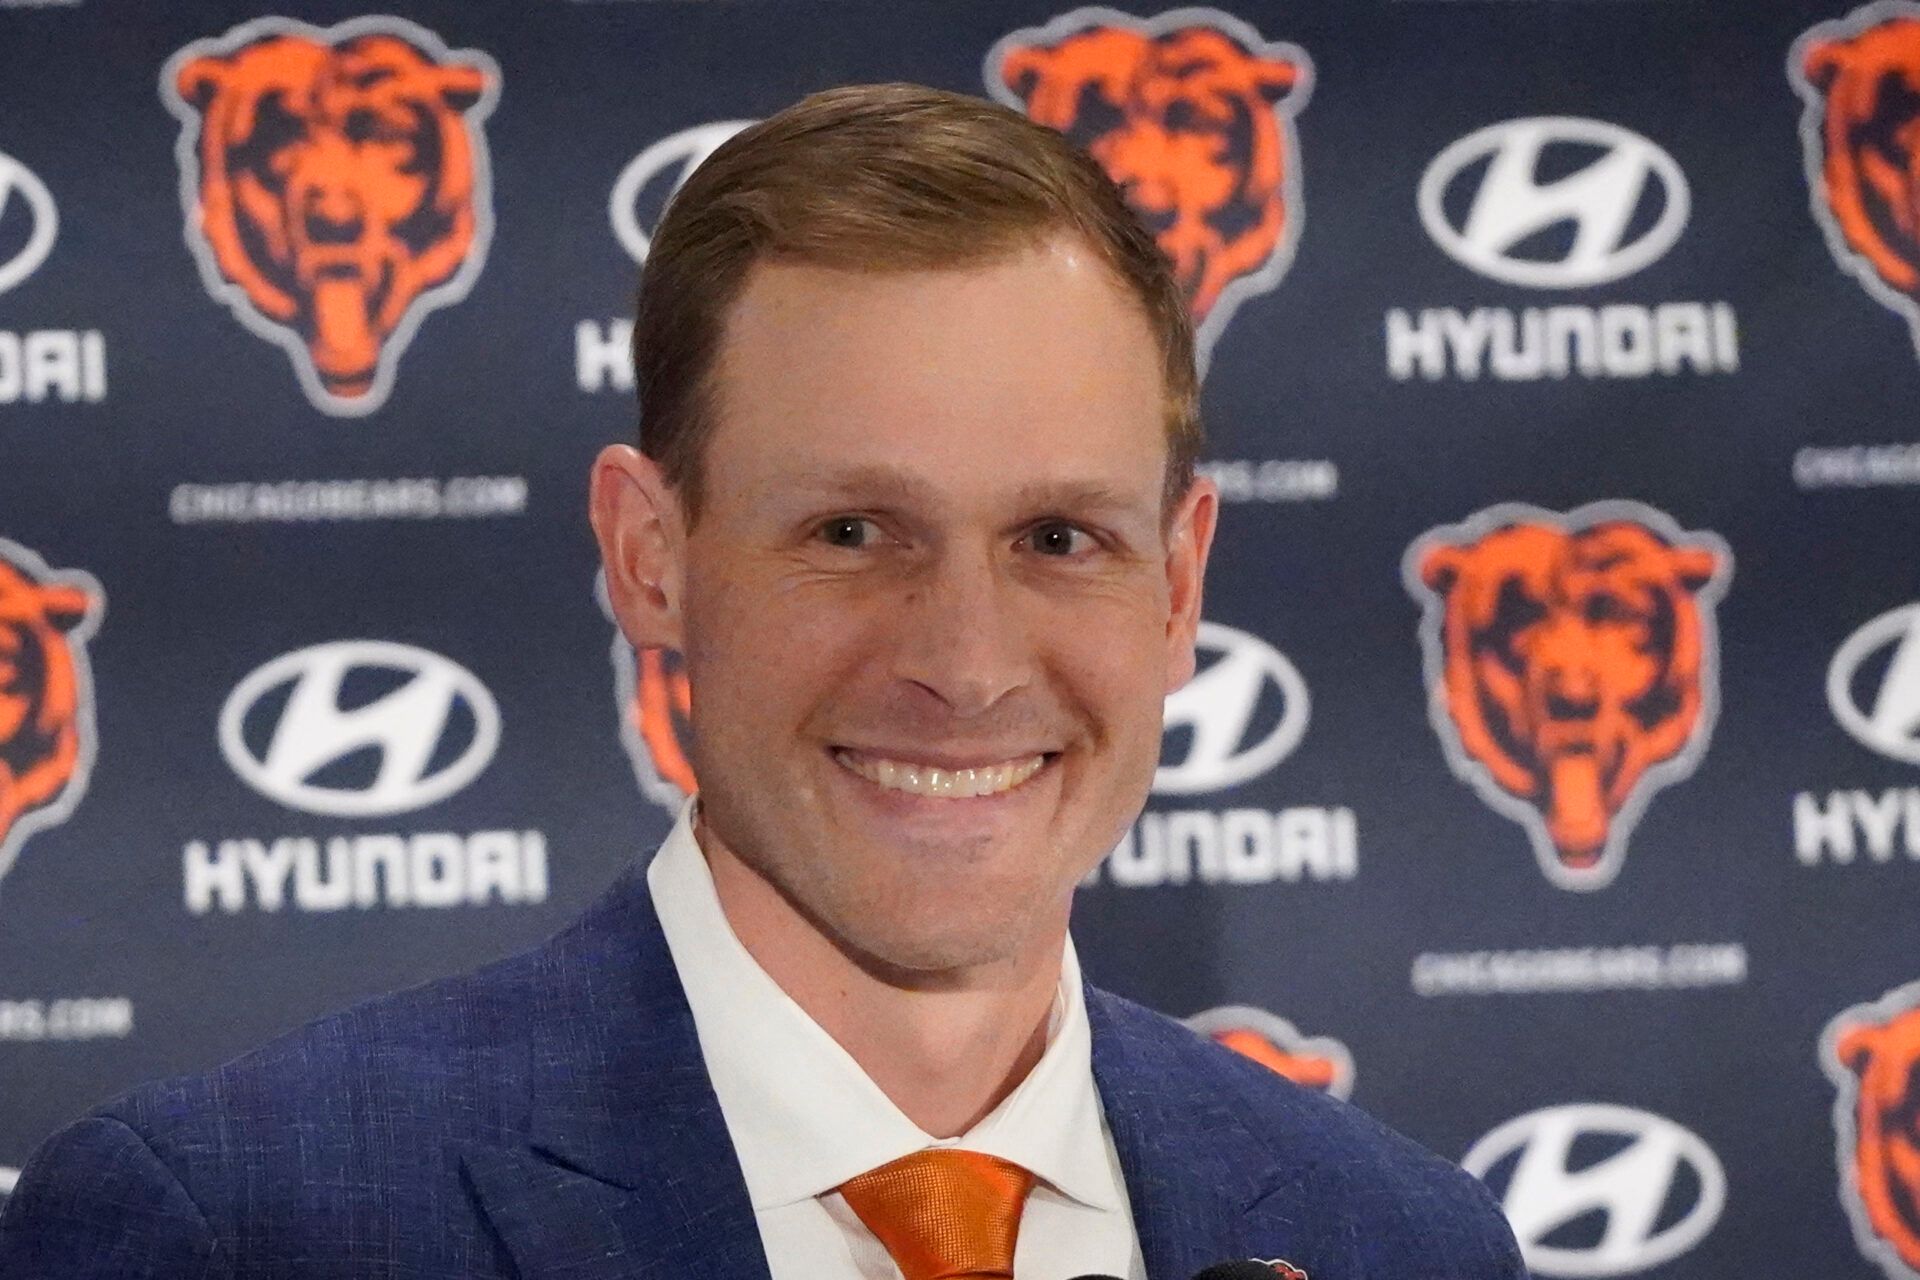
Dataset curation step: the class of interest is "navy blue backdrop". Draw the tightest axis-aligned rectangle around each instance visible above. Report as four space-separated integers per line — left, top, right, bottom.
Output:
4 2 1920 1277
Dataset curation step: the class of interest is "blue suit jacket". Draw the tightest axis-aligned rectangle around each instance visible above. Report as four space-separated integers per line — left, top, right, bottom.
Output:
0 861 1525 1279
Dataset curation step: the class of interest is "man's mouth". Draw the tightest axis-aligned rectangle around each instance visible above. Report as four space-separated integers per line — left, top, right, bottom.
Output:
832 748 1051 799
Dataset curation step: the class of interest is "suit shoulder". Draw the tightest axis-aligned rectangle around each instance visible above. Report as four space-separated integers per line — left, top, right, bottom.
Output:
0 1114 222 1278
11 948 553 1276
1090 989 1523 1270
97 941 547 1153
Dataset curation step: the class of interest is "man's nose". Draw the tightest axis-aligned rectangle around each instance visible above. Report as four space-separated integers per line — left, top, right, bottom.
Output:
889 548 1033 718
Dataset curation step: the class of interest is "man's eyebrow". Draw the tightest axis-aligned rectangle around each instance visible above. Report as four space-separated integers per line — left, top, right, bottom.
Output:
774 465 1153 518
1007 479 1155 518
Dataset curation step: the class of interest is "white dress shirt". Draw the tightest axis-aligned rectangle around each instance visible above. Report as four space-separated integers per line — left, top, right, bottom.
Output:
647 800 1146 1280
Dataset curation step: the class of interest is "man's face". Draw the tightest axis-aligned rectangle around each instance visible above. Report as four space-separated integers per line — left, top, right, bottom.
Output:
635 236 1213 975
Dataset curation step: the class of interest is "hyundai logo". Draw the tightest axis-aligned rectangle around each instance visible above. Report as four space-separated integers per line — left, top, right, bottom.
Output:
1154 621 1309 794
218 640 500 818
609 120 755 264
0 152 58 296
1463 1102 1726 1277
1829 603 1920 766
1418 117 1690 290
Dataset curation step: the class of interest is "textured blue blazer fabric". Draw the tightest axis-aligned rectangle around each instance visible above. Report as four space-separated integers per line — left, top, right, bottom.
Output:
0 862 1526 1279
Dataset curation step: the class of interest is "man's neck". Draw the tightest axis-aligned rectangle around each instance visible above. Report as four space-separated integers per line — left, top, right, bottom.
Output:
694 816 1065 1139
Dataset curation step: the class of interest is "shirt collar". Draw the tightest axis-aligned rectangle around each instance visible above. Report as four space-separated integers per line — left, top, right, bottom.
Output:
646 798 1118 1214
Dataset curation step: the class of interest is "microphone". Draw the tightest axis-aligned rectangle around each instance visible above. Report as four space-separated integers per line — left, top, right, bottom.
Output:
1069 1259 1306 1280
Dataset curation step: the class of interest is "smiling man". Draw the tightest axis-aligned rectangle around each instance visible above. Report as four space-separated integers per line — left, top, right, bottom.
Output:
0 86 1524 1279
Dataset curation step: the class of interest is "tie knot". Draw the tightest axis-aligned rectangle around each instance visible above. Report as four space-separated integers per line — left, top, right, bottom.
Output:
837 1148 1036 1280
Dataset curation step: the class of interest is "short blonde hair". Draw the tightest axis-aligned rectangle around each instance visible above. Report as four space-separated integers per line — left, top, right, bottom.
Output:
632 82 1202 522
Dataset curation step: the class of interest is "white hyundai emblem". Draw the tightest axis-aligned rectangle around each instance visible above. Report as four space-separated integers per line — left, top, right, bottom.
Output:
1829 602 1920 766
1154 621 1309 795
1463 1103 1725 1277
218 640 500 818
609 120 755 264
1418 117 1689 289
0 151 58 296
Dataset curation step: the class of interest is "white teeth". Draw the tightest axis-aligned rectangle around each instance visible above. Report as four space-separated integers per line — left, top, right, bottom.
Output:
836 751 1047 798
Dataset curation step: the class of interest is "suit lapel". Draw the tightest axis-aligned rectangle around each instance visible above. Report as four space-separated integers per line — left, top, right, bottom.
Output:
461 865 772 1280
1087 986 1316 1279
459 861 1341 1279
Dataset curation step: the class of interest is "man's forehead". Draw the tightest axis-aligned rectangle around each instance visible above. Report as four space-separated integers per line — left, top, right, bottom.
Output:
714 240 1163 396
733 234 1118 308
703 241 1170 513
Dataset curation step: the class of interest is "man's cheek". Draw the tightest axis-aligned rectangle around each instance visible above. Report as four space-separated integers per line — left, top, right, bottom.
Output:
686 570 791 664
1163 628 1200 693
1085 644 1169 765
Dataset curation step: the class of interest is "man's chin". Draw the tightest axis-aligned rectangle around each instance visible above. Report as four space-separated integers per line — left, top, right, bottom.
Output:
701 768 1080 977
824 910 1039 983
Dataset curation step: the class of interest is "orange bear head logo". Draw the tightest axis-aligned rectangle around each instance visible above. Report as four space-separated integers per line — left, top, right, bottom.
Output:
986 7 1312 372
1793 5 1920 354
598 571 696 811
1405 503 1731 890
1184 1005 1354 1100
161 17 500 416
0 540 102 891
1824 981 1920 1280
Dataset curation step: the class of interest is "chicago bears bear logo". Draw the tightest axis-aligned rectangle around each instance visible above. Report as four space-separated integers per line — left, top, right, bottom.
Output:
1404 502 1731 890
1184 1005 1353 1100
1823 979 1920 1279
985 7 1312 373
597 571 696 811
161 16 500 416
1792 4 1920 357
0 539 103 893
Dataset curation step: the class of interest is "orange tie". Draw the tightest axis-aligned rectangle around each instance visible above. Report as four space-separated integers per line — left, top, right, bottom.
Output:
837 1149 1036 1280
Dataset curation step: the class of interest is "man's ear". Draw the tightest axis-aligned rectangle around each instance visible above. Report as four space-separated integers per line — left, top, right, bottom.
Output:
589 444 687 653
1164 474 1220 694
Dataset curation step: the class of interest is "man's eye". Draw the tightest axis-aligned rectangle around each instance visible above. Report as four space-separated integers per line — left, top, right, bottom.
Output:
1027 521 1092 557
817 516 875 548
